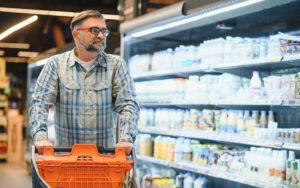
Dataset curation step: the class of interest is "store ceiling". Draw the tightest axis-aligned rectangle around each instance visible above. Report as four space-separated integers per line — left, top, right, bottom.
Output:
0 0 120 62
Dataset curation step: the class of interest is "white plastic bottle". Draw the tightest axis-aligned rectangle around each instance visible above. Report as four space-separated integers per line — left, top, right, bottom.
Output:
184 172 194 188
194 175 207 188
183 139 192 161
219 109 228 133
250 71 262 100
275 150 287 183
174 138 184 162
286 151 295 186
176 172 185 188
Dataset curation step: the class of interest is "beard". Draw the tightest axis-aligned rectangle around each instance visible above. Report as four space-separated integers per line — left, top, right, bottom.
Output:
81 39 106 53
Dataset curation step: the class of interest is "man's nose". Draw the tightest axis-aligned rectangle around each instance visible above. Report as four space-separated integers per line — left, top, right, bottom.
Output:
96 31 105 39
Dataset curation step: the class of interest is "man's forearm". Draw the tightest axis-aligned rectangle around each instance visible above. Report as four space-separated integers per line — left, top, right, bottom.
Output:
118 103 139 143
29 102 49 142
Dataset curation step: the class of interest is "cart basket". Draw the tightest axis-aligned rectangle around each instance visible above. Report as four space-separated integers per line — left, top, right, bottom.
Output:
31 144 138 188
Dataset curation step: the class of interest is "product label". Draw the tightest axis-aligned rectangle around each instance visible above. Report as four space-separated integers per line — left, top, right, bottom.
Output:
269 168 275 177
295 77 300 99
183 153 192 161
287 161 293 185
276 169 286 181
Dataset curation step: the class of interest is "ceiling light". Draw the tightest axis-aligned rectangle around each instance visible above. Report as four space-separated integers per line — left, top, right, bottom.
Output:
18 51 39 58
0 50 4 56
131 0 264 37
4 57 28 63
0 42 30 49
0 7 122 21
0 15 38 41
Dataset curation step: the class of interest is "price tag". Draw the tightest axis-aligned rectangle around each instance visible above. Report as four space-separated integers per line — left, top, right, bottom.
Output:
284 143 300 150
269 142 283 148
266 56 283 63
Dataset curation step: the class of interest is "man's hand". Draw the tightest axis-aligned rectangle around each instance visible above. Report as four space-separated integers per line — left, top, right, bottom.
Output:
34 139 54 154
116 141 133 156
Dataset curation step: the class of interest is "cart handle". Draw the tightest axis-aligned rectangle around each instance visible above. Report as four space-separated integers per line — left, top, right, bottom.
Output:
34 146 115 154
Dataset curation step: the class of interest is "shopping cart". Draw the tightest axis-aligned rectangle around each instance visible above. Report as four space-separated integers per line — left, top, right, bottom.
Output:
31 144 138 188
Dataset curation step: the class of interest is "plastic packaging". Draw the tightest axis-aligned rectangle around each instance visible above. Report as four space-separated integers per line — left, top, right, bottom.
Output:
183 172 194 188
286 151 295 186
176 172 185 188
183 139 192 161
174 138 184 162
260 110 267 128
250 71 262 100
194 175 208 188
268 111 275 123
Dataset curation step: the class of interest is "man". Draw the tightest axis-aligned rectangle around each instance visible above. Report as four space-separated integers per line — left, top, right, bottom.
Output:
29 10 139 155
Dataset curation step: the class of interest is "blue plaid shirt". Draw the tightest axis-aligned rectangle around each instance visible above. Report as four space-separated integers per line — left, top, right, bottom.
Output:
29 49 139 148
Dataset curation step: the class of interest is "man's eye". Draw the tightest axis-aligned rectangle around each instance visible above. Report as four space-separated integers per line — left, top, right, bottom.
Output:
91 28 100 33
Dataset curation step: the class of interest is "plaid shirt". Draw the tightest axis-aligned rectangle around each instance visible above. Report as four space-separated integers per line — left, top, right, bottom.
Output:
29 49 139 147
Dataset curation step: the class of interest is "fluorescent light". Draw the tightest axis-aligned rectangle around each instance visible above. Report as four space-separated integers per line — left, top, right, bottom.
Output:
131 0 265 37
0 42 30 49
0 7 123 21
4 57 27 63
0 15 38 41
18 51 39 58
0 50 4 56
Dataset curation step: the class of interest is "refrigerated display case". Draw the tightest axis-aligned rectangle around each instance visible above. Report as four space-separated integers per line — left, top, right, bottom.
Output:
120 0 300 187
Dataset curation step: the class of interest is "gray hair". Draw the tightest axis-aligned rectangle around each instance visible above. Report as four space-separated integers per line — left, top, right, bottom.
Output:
70 10 104 31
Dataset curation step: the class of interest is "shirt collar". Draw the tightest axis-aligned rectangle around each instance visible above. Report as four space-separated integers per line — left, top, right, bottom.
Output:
70 48 107 68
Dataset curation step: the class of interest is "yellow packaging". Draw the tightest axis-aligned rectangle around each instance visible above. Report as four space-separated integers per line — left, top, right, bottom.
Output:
154 136 162 159
295 73 300 99
139 135 153 156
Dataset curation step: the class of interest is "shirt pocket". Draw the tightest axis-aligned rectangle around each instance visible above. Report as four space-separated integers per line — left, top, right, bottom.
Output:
89 80 112 111
92 80 111 91
64 81 81 90
59 80 81 110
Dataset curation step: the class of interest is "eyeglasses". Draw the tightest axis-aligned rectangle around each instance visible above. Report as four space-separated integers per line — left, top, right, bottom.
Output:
76 27 110 37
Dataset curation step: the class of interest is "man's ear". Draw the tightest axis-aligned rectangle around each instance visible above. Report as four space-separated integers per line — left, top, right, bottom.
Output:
72 30 79 42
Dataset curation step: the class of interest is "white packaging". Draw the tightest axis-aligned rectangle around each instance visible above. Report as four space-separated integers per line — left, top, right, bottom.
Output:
183 172 194 188
250 71 262 101
194 175 207 188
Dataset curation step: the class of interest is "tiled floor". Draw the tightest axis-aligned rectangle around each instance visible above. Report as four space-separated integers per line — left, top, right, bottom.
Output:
0 162 32 188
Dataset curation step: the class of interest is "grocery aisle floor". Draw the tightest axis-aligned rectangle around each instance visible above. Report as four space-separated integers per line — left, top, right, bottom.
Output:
0 162 32 188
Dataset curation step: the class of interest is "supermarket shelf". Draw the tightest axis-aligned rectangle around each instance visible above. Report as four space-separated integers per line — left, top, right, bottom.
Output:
133 56 300 82
0 154 7 160
215 57 284 69
136 155 275 188
0 133 7 142
139 100 300 110
139 101 213 109
139 101 284 109
283 55 300 66
282 143 300 151
214 101 282 110
138 127 284 149
132 66 218 82
0 127 5 134
282 100 300 107
214 56 300 78
0 124 7 127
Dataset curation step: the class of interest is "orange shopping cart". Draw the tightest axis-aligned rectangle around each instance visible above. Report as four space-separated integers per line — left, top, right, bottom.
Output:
31 144 138 188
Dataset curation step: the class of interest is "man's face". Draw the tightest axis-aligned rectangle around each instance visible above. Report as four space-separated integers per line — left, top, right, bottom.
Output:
74 17 107 53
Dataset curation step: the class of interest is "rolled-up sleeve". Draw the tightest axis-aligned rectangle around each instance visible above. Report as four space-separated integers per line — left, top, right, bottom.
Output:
112 58 140 143
29 56 59 142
